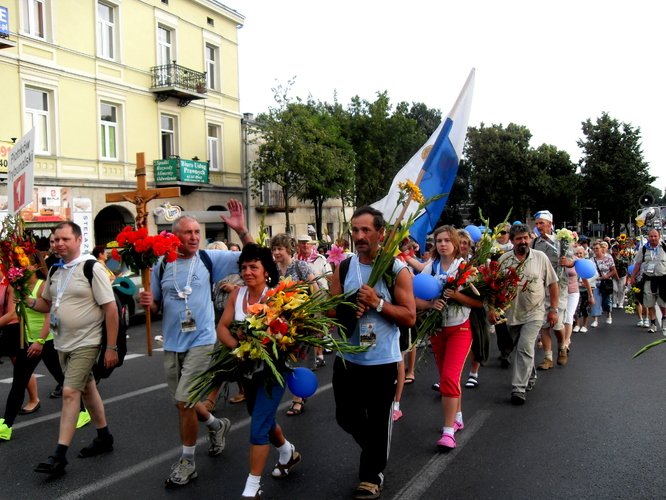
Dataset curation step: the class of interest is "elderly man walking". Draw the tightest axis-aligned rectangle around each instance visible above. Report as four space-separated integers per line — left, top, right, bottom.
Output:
490 224 559 405
631 229 666 334
531 210 573 369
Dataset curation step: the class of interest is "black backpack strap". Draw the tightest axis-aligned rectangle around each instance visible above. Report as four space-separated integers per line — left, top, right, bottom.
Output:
338 256 352 290
83 259 96 286
198 250 214 290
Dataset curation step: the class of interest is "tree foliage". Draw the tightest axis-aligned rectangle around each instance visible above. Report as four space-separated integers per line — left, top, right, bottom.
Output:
342 92 441 206
578 112 655 234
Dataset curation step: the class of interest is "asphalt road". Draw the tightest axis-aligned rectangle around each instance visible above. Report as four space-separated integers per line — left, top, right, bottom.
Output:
2 310 666 500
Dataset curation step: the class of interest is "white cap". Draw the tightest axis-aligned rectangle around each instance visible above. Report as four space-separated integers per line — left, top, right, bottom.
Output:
534 210 553 222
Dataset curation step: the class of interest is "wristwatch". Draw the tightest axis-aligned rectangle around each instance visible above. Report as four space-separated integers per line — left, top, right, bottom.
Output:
35 338 46 345
106 345 118 351
376 298 384 313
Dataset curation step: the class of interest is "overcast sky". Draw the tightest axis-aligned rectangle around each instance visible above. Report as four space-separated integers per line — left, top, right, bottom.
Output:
231 0 665 190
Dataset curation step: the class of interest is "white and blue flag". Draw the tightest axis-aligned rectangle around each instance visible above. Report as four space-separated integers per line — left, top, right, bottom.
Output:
372 69 475 248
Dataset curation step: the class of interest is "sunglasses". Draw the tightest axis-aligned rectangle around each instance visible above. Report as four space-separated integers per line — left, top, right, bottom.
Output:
499 231 507 235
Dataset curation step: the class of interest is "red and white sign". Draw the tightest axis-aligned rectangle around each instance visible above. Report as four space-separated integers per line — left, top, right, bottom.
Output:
8 129 35 215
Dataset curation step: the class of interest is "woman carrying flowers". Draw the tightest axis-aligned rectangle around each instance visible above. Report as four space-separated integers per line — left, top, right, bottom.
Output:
216 244 301 500
590 240 617 327
416 226 482 451
0 252 65 441
270 233 318 417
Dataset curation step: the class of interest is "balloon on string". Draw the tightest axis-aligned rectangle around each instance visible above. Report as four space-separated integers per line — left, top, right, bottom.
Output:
413 273 441 300
464 225 482 242
574 258 596 279
287 367 318 398
628 264 635 275
513 221 522 225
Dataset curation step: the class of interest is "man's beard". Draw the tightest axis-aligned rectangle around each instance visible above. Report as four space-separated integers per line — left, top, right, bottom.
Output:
515 243 528 256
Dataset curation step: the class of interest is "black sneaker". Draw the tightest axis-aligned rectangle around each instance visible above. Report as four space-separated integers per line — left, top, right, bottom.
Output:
510 392 526 405
50 384 63 398
78 435 114 458
34 456 68 475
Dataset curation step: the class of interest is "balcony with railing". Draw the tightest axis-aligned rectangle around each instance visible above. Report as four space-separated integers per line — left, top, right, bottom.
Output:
150 61 207 107
257 188 293 212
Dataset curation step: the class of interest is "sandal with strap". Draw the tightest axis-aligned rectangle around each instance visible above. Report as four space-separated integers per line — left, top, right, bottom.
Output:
353 481 382 499
271 447 301 478
464 375 479 388
286 399 305 416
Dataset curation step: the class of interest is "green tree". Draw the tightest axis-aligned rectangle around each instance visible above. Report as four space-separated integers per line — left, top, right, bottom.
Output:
465 123 543 224
295 102 356 241
578 112 655 235
531 144 578 227
343 93 440 206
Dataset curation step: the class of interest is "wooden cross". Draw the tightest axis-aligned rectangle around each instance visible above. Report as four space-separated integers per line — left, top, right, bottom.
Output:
106 152 181 355
105 152 181 228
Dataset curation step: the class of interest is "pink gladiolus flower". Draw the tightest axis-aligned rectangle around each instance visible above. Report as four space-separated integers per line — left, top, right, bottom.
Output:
326 244 346 266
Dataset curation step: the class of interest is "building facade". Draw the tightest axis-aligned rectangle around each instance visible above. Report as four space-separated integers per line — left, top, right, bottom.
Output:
0 0 246 251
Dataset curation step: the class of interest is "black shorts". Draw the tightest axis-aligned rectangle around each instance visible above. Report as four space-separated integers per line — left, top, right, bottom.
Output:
399 326 411 352
0 323 21 357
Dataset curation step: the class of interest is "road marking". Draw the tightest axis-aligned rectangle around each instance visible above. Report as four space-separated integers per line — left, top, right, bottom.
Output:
13 383 168 430
57 382 335 500
0 348 161 384
0 374 44 384
390 410 492 500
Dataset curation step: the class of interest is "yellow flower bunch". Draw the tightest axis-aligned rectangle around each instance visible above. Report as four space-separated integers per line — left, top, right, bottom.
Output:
188 278 365 402
398 179 425 204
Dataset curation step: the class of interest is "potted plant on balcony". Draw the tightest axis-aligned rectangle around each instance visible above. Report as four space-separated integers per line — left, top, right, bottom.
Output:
196 82 207 94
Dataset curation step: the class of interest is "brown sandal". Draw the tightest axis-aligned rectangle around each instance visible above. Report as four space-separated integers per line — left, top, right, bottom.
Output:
286 399 305 416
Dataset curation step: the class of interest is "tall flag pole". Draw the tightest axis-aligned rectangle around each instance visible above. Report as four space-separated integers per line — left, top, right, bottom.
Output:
372 68 475 248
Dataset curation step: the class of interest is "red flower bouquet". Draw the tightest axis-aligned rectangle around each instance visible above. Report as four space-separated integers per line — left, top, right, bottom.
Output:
110 226 181 272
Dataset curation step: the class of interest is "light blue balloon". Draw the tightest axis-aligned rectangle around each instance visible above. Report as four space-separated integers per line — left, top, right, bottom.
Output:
628 263 635 275
287 367 318 398
413 273 441 300
574 258 596 279
513 220 522 225
465 225 482 242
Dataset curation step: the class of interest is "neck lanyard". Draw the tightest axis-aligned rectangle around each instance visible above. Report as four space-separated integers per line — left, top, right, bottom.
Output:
55 265 78 309
173 254 197 308
354 255 369 287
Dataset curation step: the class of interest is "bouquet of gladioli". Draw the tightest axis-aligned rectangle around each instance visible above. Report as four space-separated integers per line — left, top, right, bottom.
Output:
188 277 365 402
0 216 37 341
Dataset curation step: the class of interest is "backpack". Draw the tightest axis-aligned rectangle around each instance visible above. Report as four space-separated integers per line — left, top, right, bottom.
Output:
157 249 214 294
641 241 666 258
337 256 400 337
49 260 127 379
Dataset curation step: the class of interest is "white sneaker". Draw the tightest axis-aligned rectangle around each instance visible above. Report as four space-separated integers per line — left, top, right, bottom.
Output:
648 324 657 333
644 318 651 328
580 327 588 333
591 319 598 328
606 316 612 325
573 325 580 333
662 327 666 337
637 320 645 327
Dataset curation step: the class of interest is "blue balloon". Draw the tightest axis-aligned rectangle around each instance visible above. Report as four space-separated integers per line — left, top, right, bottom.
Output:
628 263 635 275
513 220 522 225
465 225 482 242
574 258 596 279
412 273 441 300
287 367 318 398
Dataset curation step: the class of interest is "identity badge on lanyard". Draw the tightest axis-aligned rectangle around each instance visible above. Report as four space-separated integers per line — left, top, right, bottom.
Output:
354 257 377 348
51 265 77 335
173 256 197 333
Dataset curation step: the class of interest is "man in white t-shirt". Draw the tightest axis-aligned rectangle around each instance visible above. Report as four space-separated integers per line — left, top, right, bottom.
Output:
31 221 119 476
